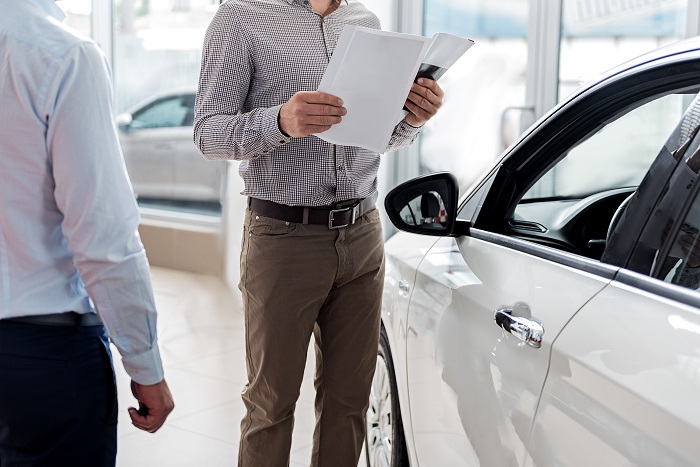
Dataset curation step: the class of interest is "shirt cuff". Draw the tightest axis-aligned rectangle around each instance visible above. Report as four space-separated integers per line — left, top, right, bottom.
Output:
395 119 422 141
120 344 165 386
261 105 291 150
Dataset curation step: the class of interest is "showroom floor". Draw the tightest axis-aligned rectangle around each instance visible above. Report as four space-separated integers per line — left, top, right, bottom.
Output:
114 267 368 467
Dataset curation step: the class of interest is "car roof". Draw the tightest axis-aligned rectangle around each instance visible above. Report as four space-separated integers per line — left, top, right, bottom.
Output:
124 87 197 113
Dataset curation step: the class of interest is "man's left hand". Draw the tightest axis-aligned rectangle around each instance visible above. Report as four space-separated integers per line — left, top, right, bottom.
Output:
128 379 174 433
404 78 444 128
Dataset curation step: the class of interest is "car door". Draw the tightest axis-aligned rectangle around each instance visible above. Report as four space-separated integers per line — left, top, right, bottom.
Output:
400 50 700 466
173 94 225 203
405 235 614 466
527 111 700 466
120 93 191 200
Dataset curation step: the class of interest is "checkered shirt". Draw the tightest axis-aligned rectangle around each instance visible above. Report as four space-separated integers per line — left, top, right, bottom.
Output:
194 0 422 206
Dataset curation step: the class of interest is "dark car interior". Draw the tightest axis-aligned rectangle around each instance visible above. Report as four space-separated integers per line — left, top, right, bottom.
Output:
500 90 700 263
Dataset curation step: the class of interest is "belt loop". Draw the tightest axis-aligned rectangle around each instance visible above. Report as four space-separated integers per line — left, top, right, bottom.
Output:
302 207 309 224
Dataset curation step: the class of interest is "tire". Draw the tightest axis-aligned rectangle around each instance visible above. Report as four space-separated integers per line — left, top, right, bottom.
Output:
365 327 409 467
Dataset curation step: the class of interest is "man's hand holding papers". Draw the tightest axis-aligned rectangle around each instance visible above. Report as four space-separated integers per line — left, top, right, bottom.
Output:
404 78 445 128
279 91 347 138
314 25 473 152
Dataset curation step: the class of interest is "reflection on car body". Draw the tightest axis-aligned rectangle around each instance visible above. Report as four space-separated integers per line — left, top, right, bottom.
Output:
366 36 700 467
116 89 225 209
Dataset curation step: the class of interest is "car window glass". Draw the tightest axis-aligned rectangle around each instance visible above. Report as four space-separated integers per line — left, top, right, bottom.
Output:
618 119 700 289
658 182 700 290
603 93 700 271
130 95 191 129
524 94 688 200
510 91 698 263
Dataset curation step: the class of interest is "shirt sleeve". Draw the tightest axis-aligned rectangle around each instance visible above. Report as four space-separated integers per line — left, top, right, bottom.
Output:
384 118 423 152
194 6 290 161
45 41 164 386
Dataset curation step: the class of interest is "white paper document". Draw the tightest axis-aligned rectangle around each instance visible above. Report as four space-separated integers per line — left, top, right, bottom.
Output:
316 26 473 153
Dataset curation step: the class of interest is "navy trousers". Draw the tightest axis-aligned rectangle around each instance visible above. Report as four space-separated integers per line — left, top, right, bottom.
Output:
0 320 117 467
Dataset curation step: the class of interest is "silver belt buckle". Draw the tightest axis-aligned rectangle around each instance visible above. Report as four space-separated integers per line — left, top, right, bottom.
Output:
328 203 360 229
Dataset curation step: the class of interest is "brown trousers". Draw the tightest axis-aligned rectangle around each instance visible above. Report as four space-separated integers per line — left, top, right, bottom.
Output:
238 206 384 467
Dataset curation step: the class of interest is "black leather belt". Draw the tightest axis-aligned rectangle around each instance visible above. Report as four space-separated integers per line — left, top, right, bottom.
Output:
249 192 378 229
4 312 103 327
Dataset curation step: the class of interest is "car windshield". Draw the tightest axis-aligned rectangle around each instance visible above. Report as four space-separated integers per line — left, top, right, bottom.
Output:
522 92 694 201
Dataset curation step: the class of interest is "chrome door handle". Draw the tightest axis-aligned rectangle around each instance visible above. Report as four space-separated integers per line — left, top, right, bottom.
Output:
398 280 411 294
494 306 544 348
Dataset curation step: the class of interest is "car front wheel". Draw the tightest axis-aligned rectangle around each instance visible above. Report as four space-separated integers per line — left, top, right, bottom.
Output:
365 327 409 467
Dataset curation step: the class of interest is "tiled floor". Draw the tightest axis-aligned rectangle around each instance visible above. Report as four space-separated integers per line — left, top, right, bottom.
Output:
114 267 368 467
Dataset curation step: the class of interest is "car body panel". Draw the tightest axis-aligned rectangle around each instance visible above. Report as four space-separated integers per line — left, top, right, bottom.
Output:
117 90 223 203
383 232 441 465
120 126 180 199
398 234 611 466
528 278 700 467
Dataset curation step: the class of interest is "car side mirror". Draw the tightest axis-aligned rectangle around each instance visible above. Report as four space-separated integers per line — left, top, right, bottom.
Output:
384 172 459 236
115 113 133 131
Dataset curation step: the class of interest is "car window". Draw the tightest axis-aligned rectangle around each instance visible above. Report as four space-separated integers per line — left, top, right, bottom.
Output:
130 95 193 129
617 118 700 290
523 93 689 200
508 90 700 263
659 179 700 291
602 93 700 272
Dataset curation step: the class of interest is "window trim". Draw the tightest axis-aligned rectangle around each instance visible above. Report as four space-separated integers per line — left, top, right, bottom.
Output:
469 228 618 279
616 268 700 309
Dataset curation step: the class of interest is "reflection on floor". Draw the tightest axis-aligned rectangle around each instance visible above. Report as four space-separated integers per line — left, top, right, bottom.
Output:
115 267 367 467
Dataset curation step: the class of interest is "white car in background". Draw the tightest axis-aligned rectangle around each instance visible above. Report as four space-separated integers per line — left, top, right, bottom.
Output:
366 36 700 466
116 89 225 207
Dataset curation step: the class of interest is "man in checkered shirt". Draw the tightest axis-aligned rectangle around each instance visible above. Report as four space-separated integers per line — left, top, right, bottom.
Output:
194 0 443 465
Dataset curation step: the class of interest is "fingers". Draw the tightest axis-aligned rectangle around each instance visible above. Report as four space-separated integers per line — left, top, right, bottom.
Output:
279 91 347 137
129 379 175 433
300 91 345 107
405 79 444 127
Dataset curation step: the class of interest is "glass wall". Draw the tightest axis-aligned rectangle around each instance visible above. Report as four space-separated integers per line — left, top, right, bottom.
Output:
363 0 396 31
420 0 530 191
112 0 225 216
559 0 688 101
57 0 92 37
537 0 690 199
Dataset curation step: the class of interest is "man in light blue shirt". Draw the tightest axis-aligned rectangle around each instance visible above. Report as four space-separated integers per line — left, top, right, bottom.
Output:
0 0 174 464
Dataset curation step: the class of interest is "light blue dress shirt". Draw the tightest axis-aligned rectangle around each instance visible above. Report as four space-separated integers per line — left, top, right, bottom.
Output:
0 0 164 385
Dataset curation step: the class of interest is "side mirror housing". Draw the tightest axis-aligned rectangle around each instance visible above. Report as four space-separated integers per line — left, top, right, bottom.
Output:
115 113 133 131
384 172 460 236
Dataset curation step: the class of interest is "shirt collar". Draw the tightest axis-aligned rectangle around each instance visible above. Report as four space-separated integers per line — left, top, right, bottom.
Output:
26 0 66 22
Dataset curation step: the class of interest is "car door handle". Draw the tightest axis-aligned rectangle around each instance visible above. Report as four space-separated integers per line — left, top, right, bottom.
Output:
494 306 544 348
398 280 411 295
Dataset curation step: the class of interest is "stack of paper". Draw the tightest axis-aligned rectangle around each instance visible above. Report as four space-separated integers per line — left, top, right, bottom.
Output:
316 26 473 153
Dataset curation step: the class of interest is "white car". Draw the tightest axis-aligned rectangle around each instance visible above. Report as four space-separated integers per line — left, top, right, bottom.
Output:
116 90 225 206
366 36 700 466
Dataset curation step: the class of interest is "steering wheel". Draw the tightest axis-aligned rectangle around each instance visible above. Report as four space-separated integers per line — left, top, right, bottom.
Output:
606 192 636 245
